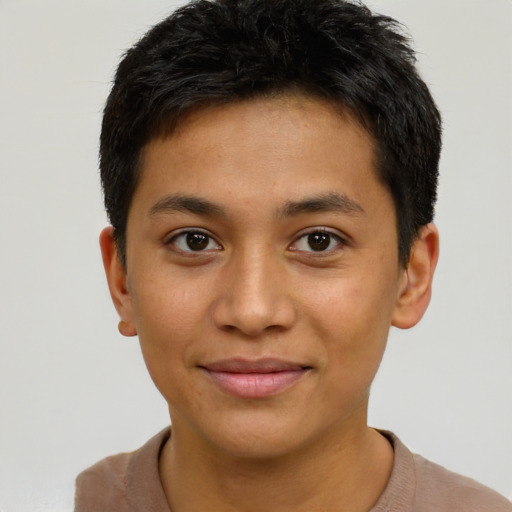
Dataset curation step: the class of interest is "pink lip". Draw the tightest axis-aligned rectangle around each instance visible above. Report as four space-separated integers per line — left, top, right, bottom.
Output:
200 358 311 399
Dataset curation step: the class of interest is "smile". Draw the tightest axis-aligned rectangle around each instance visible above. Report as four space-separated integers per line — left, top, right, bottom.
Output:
200 358 312 399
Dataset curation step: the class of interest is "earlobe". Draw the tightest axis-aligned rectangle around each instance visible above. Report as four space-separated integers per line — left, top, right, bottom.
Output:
99 226 137 337
392 223 439 329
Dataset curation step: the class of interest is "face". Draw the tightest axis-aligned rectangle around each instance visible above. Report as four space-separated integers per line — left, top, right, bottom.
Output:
103 95 435 459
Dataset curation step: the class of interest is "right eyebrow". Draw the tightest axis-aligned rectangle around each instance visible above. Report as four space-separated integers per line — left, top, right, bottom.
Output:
148 194 227 218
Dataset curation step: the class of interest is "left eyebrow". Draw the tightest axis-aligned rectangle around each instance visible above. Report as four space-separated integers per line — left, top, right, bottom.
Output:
278 192 365 218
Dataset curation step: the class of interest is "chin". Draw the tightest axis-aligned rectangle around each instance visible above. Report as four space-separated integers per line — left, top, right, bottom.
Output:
191 411 309 460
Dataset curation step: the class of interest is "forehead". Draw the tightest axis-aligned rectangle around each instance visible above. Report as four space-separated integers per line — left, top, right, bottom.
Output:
168 94 371 155
132 94 391 223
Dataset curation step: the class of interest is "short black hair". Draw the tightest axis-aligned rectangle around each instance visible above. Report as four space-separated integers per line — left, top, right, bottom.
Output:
100 0 441 266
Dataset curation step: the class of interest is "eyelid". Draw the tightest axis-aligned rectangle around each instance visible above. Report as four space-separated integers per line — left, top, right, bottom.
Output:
164 228 223 253
288 227 347 253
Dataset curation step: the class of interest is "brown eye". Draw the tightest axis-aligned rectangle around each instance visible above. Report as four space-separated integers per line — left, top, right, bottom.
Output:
170 231 221 253
307 232 331 251
291 229 344 253
186 232 209 251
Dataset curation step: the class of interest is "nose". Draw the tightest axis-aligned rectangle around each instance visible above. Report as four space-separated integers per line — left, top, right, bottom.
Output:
211 249 296 337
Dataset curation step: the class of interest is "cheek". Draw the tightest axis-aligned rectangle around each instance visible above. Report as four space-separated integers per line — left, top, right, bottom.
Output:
129 274 212 379
306 274 395 339
304 275 395 380
132 262 214 333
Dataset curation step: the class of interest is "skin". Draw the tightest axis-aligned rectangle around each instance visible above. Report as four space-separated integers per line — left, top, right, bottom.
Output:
101 95 439 512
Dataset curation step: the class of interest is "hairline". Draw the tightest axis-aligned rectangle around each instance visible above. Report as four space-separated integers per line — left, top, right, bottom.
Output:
114 90 411 268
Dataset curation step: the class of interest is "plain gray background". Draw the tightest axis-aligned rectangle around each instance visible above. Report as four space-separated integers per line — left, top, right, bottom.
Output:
0 1 511 510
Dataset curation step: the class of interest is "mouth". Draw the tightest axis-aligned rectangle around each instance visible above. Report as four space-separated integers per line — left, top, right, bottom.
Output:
199 358 312 399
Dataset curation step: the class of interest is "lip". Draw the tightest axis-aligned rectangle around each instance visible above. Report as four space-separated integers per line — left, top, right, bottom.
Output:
200 358 312 399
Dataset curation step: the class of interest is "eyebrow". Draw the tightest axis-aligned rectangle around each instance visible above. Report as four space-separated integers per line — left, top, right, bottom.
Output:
279 192 364 218
149 194 227 218
148 191 364 219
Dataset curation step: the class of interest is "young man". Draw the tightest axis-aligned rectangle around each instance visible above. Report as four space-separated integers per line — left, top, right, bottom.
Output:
75 0 511 510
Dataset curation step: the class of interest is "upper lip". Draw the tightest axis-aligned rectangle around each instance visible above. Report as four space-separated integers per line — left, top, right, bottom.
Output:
200 358 311 373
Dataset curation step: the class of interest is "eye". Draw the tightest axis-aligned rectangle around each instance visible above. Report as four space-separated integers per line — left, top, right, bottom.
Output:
291 230 344 253
168 230 221 253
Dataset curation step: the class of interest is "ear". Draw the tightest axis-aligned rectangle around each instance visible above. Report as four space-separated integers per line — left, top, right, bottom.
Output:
99 226 137 337
392 223 439 329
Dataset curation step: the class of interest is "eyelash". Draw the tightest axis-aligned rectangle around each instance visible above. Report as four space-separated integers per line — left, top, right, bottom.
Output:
289 228 346 254
165 229 222 254
164 227 346 255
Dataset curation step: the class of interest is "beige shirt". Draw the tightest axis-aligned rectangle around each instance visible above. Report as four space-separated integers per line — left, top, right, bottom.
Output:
75 428 511 511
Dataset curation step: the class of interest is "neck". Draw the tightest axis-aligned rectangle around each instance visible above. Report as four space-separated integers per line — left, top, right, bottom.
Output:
159 414 393 512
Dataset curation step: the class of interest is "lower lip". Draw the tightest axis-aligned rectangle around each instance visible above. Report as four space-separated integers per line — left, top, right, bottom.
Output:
204 369 308 399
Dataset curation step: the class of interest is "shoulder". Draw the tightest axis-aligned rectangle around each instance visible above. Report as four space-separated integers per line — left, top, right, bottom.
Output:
412 452 512 512
75 451 132 511
373 431 511 512
74 428 171 512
